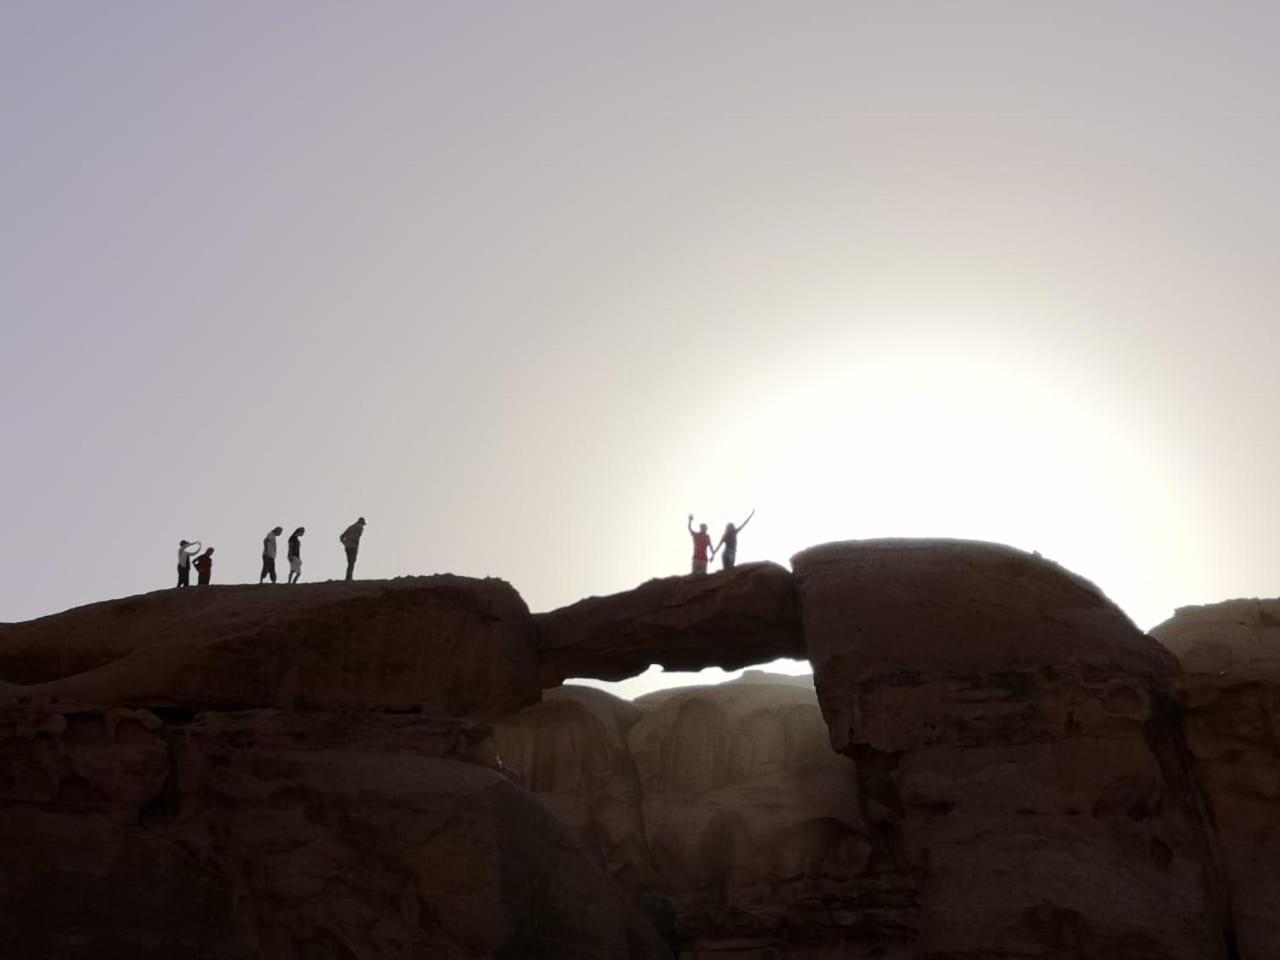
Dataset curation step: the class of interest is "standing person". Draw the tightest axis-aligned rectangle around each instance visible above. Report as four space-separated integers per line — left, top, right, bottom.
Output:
287 527 305 584
687 514 714 575
260 526 283 584
192 547 215 586
717 509 755 571
340 517 366 581
176 539 201 588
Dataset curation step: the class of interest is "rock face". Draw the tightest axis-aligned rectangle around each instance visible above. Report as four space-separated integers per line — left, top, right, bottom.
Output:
0 577 540 719
1153 600 1280 960
793 539 1231 960
494 675 880 958
536 562 803 687
0 697 672 959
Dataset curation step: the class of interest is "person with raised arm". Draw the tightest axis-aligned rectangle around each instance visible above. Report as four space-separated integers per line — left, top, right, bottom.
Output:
687 514 714 575
716 508 755 571
176 539 202 588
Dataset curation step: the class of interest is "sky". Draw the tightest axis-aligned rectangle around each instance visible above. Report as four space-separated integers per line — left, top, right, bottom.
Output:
4 3 1280 696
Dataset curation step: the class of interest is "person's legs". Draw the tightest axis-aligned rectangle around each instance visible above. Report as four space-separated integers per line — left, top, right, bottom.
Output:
345 547 358 581
288 557 301 584
177 564 188 588
722 547 736 571
259 556 270 583
692 556 707 575
267 557 277 583
197 571 210 586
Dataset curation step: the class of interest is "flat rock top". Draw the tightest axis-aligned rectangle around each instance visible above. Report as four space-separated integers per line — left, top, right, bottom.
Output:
793 538 1175 679
1152 598 1280 679
0 576 527 686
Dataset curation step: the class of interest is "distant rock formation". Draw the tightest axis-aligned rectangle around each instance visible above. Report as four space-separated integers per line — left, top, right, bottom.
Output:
495 676 875 957
535 561 803 686
2 542 1277 958
1154 600 1280 960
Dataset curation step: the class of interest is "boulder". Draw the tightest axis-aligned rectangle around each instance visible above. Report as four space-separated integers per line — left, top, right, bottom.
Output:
0 577 540 719
537 563 803 687
1154 600 1280 960
0 698 673 959
792 539 1230 960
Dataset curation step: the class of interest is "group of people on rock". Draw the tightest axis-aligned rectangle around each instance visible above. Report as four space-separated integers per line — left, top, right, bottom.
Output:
175 517 367 588
175 510 751 589
687 509 754 575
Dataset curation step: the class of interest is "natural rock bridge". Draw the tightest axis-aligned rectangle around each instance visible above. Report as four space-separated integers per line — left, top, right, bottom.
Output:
0 539 1275 959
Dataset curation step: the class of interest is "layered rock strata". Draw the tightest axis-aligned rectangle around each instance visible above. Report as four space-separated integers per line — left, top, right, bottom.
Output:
793 539 1231 960
1154 600 1280 960
536 562 803 687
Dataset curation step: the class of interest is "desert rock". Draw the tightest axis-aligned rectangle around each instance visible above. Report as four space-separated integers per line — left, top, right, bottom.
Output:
1154 600 1280 960
793 539 1230 960
537 562 803 687
0 576 540 719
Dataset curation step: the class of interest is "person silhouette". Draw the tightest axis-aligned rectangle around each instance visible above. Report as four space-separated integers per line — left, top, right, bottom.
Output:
260 526 283 584
176 539 202 588
340 517 366 581
192 547 215 586
687 514 713 575
717 509 755 571
287 527 305 584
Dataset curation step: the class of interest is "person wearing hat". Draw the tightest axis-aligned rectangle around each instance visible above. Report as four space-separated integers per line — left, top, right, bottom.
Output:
176 539 202 588
340 517 366 581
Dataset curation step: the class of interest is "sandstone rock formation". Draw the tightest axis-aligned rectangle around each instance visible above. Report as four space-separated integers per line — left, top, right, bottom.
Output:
495 675 889 958
0 576 539 719
5 541 1276 958
0 696 672 959
1154 600 1280 960
536 562 803 687
793 539 1231 960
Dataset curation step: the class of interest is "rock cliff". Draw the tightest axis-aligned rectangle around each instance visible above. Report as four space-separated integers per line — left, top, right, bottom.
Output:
1154 600 1280 960
1 543 1275 958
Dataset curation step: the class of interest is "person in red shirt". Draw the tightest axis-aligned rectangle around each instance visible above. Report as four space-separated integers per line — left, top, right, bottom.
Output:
687 514 714 575
192 547 215 586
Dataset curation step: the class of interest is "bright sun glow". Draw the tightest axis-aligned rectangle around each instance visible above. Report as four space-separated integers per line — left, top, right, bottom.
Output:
597 319 1211 700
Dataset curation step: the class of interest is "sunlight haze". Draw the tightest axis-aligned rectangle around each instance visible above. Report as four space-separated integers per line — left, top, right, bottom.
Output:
4 3 1278 698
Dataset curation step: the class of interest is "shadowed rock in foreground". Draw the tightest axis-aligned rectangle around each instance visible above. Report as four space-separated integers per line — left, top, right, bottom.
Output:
536 561 803 687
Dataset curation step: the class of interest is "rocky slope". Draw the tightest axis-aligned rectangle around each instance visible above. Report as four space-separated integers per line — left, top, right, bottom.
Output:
1 541 1274 958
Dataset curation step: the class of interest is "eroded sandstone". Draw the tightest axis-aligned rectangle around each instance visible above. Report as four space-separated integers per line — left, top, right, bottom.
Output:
793 539 1230 960
0 576 540 719
536 562 803 687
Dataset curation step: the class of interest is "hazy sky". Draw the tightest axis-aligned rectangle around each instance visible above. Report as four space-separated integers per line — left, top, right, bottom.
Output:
4 4 1279 686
